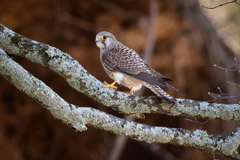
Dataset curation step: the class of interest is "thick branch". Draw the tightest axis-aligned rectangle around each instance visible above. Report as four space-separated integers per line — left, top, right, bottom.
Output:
0 48 240 159
0 23 239 120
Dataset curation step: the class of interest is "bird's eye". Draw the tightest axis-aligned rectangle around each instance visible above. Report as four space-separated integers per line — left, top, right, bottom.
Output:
102 36 107 40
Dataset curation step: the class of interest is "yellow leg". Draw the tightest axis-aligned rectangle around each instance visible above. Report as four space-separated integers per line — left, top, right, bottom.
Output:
130 87 134 95
125 87 134 95
103 81 117 89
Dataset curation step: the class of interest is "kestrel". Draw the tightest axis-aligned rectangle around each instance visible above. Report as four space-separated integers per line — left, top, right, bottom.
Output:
95 31 178 102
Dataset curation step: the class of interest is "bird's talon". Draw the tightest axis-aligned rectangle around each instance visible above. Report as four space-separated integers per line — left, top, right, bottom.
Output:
103 81 117 89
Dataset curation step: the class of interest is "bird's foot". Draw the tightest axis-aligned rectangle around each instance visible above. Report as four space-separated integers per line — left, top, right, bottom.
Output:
103 81 117 89
125 87 134 95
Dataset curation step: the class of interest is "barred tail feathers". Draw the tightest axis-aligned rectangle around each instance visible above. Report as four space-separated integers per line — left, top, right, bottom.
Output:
145 83 177 102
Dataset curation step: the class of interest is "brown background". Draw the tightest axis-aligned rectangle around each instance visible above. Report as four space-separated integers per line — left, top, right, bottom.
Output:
0 0 239 160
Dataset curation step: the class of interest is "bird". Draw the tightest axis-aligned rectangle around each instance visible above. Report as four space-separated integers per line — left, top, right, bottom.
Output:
95 31 178 102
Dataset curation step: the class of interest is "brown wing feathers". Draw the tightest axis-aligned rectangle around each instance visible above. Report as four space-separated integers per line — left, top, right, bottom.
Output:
101 50 177 91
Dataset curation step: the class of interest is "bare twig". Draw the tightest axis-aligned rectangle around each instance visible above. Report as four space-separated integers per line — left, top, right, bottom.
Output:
208 87 240 102
201 0 240 9
213 56 240 73
213 64 238 72
226 80 240 88
185 118 209 129
209 56 240 102
222 121 240 135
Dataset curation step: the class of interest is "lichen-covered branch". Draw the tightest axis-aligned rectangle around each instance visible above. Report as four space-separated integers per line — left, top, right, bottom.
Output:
0 48 239 159
0 23 240 120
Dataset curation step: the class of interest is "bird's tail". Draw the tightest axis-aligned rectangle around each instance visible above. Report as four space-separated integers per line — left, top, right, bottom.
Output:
144 83 177 102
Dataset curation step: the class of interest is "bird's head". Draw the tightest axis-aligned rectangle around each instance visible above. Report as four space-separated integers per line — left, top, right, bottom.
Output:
95 31 117 49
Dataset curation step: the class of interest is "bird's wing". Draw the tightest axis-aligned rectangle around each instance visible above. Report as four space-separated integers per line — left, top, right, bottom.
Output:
101 50 177 91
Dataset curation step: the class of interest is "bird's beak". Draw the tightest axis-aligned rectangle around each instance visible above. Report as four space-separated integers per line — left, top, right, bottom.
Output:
95 37 100 43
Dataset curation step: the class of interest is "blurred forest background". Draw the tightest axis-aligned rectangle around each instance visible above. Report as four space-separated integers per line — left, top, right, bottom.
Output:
0 0 240 160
